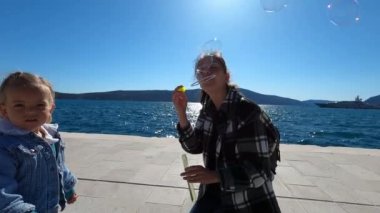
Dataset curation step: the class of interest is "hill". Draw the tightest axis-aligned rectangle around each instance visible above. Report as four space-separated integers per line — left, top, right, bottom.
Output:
56 88 303 105
302 100 334 104
56 90 173 102
366 95 380 105
238 89 302 105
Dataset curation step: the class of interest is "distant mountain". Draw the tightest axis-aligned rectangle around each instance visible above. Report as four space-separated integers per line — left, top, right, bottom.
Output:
55 90 173 102
238 89 302 105
302 99 334 104
302 100 334 105
366 95 380 105
56 88 304 105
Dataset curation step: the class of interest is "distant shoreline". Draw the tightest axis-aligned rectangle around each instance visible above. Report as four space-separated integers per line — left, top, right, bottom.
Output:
55 90 380 106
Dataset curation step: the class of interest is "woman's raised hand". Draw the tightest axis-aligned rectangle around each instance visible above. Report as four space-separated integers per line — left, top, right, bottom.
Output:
172 85 189 128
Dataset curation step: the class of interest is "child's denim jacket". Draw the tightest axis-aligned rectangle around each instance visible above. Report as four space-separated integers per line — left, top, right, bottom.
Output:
0 118 77 213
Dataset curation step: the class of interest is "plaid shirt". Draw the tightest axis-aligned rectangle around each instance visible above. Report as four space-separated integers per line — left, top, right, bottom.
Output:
177 88 281 212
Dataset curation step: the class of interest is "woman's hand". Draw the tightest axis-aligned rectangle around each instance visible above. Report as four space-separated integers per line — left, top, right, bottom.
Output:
181 165 220 184
172 85 189 128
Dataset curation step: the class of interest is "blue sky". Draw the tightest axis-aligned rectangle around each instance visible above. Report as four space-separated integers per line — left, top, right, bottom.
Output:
0 0 379 101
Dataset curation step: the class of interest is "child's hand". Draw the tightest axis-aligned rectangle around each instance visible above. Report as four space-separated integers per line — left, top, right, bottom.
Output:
67 193 79 204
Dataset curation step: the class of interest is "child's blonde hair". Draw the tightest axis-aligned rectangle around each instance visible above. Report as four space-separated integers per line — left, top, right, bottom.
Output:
0 72 55 122
0 71 55 104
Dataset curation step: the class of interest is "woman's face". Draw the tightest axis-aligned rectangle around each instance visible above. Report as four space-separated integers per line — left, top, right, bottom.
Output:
196 56 229 92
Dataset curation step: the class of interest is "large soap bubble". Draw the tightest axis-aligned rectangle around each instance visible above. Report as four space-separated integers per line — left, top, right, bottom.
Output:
200 38 223 56
260 0 288 13
327 0 360 26
191 38 223 87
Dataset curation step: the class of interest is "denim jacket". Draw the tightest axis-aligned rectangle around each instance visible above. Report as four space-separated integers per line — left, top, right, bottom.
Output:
0 118 77 213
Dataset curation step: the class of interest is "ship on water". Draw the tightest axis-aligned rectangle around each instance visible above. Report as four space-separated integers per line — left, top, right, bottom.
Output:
316 96 380 110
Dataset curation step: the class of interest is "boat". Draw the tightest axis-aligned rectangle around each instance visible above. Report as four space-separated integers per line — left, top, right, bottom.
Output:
316 96 380 109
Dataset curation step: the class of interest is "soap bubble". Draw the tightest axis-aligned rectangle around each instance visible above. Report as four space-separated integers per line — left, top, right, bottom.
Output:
260 0 288 13
327 0 360 26
200 38 223 56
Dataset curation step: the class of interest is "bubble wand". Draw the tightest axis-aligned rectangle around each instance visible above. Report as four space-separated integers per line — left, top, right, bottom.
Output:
190 74 216 87
181 154 197 202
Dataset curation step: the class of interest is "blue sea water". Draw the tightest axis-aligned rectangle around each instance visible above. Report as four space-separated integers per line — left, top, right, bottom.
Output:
53 100 380 149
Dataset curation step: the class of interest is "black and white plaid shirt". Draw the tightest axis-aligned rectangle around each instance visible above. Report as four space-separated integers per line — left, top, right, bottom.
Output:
177 87 281 212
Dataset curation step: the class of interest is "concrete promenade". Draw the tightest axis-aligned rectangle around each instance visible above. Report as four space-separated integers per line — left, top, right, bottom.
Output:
62 132 380 213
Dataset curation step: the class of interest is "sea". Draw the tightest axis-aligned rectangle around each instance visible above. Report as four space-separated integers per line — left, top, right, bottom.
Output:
52 99 380 149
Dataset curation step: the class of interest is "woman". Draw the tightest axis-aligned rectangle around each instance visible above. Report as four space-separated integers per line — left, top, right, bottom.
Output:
172 52 281 212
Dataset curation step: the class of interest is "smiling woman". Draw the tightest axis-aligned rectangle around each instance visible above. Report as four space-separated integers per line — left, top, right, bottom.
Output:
172 49 281 212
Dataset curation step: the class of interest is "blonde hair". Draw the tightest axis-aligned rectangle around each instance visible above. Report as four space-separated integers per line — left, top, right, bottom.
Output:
0 71 55 104
0 72 55 122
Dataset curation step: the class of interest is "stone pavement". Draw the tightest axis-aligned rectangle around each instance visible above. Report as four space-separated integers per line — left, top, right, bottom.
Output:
61 132 380 213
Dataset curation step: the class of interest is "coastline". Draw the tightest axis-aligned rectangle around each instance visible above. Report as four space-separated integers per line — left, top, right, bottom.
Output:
62 132 380 213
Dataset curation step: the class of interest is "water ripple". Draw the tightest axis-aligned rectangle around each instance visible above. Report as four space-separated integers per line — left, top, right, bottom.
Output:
53 100 380 149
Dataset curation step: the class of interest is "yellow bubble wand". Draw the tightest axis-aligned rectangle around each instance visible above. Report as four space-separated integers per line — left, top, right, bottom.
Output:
181 154 197 202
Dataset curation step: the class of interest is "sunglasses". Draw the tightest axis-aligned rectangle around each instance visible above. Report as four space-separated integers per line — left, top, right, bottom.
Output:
196 63 224 75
